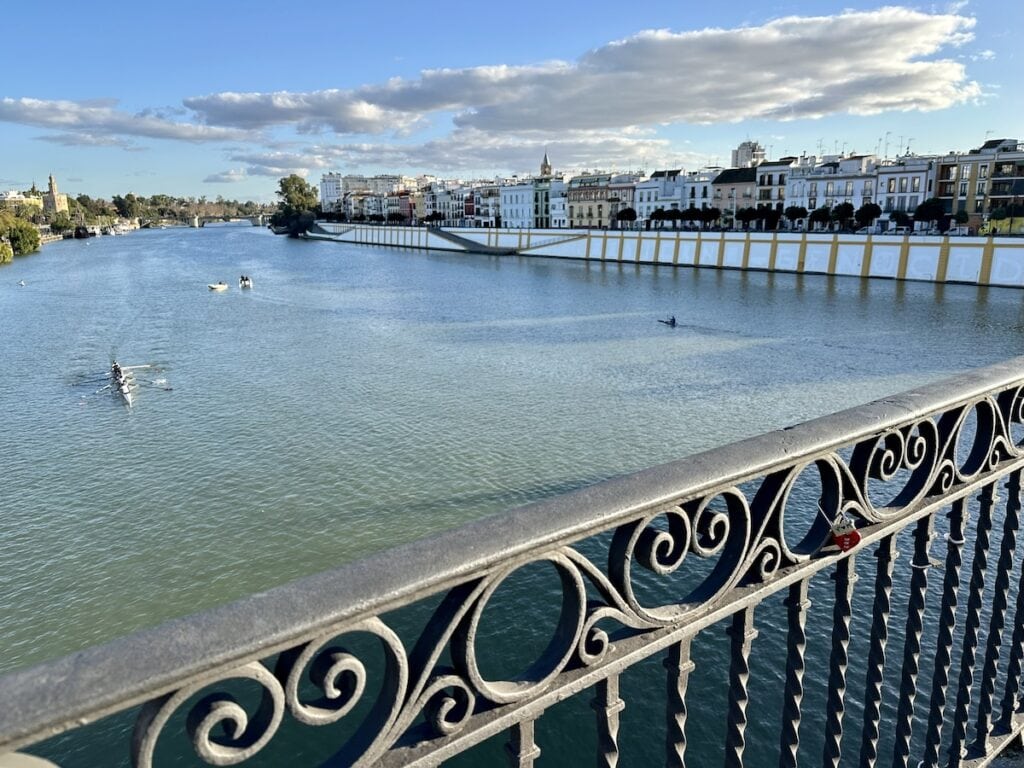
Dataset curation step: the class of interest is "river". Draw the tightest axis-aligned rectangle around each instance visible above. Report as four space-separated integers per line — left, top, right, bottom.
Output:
2 225 1023 765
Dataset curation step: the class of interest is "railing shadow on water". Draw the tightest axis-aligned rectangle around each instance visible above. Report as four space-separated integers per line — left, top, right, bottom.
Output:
7 360 1024 766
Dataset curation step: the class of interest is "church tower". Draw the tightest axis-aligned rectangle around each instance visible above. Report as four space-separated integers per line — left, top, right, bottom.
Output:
48 174 58 197
540 151 552 177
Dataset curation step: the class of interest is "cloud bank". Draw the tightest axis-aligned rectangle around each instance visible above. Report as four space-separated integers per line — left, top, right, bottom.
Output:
0 6 984 181
188 7 980 136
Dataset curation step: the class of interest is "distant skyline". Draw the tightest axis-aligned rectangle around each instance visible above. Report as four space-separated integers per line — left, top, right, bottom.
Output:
1 0 1019 202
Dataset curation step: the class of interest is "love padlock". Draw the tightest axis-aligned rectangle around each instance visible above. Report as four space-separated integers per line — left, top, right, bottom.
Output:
830 514 861 552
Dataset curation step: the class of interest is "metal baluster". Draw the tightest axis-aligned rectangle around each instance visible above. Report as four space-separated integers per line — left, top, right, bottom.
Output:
779 579 810 768
725 606 757 768
892 515 935 768
822 556 858 768
505 715 542 768
858 534 898 768
972 470 1023 755
920 499 968 767
998 480 1024 732
948 481 998 767
593 674 625 768
665 637 695 768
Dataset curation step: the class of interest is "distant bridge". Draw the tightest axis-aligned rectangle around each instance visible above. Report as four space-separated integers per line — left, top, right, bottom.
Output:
190 214 269 228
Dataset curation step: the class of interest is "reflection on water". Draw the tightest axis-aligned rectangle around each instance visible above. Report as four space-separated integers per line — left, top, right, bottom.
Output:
4 227 1024 766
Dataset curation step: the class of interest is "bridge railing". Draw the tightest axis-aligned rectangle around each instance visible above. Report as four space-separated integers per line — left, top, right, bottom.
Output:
6 360 1024 766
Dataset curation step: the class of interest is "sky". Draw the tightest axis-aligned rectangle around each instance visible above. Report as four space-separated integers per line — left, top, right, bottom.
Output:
1 0 1020 203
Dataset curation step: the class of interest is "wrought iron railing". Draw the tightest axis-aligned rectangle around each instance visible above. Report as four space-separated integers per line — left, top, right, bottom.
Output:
6 360 1024 766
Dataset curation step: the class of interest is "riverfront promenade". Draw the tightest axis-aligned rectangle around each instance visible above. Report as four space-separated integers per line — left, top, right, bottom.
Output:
310 223 1024 289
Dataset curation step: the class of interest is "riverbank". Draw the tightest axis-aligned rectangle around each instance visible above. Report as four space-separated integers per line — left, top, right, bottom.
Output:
309 223 1024 289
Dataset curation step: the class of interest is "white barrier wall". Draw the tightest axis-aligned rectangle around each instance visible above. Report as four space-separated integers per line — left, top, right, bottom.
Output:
309 224 1024 288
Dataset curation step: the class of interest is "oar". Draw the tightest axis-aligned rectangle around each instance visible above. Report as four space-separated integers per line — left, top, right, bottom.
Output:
94 384 112 394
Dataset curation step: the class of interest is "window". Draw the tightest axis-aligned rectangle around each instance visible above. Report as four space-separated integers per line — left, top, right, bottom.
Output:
887 178 896 193
961 163 970 178
779 174 786 185
980 164 989 179
912 177 920 192
899 178 908 193
959 181 968 197
908 195 919 209
977 182 986 196
826 182 834 196
844 181 853 196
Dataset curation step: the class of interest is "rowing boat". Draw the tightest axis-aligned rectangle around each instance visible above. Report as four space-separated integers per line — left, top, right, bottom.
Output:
208 282 228 291
111 363 134 407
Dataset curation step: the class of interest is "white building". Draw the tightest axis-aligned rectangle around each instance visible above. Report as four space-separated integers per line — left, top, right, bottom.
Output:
635 170 683 225
319 173 344 212
731 141 765 168
680 169 719 212
500 179 534 228
549 179 567 228
876 157 935 225
473 184 501 227
755 158 797 213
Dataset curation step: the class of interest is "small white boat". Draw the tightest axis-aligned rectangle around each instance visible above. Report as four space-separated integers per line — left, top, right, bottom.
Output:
17 280 25 286
208 282 229 291
239 276 253 289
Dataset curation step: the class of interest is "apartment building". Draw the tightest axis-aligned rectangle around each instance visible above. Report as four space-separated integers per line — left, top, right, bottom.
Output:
876 157 934 220
567 174 612 228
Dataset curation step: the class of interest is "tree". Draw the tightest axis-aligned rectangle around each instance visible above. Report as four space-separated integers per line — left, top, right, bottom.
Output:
890 210 911 228
271 174 319 236
735 207 759 230
387 212 406 223
784 206 808 229
616 207 637 224
831 202 855 230
761 207 783 231
112 193 142 220
0 239 12 264
0 213 40 255
953 209 969 226
700 207 721 229
913 197 945 230
854 203 882 230
808 206 833 231
49 212 74 234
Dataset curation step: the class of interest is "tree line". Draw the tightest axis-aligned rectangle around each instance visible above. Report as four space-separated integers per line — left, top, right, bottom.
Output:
0 189 274 264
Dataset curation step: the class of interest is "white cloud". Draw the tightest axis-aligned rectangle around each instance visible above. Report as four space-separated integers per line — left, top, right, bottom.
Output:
186 7 980 137
204 169 248 183
35 132 140 149
0 97 254 143
230 128 702 177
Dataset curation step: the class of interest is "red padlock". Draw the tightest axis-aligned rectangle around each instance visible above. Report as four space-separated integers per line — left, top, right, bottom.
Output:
830 513 861 552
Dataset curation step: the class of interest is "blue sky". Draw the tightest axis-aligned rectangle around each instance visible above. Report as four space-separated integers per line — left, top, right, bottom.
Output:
1 0 1019 202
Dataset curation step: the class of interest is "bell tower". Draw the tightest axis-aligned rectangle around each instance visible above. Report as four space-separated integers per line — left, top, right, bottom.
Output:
540 151 552 177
